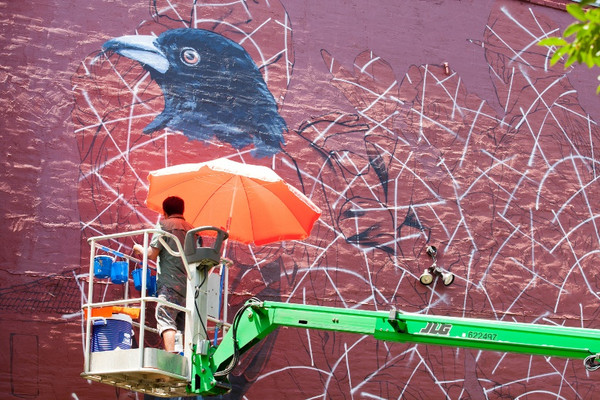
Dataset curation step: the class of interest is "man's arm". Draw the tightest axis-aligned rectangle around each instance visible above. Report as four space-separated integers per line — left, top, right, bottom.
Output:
133 243 160 262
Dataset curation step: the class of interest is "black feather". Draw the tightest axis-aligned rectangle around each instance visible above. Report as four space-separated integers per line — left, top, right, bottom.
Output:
103 28 287 158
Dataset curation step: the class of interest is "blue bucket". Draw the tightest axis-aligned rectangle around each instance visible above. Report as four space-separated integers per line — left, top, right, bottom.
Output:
110 261 129 285
94 255 113 279
91 314 133 352
132 268 157 296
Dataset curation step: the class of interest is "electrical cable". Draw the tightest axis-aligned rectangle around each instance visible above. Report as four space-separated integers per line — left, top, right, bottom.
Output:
194 269 209 339
214 297 262 377
585 354 600 371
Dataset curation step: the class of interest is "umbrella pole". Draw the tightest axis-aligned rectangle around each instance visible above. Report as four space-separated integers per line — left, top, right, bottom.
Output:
213 261 226 347
221 184 237 338
213 239 230 345
214 216 232 345
223 254 229 335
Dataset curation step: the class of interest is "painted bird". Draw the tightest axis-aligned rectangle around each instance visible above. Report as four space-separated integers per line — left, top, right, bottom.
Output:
103 28 287 158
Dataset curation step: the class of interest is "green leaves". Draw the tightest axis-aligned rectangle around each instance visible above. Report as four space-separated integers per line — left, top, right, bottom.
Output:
538 1 600 93
568 3 589 22
538 37 568 46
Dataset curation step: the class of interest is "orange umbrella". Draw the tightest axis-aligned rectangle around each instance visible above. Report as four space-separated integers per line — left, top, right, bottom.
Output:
146 158 321 246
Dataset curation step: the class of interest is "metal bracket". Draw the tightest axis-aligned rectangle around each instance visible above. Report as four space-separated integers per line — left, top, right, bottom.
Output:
387 309 407 333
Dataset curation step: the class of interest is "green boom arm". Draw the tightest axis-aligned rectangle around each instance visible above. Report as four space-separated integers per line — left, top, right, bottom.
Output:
189 299 600 396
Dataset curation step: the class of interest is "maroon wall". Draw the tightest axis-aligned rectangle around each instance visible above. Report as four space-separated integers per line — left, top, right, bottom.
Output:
3 0 600 399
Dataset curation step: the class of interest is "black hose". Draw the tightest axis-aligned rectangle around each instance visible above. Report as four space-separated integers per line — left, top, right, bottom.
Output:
214 298 262 377
584 354 600 371
194 269 209 338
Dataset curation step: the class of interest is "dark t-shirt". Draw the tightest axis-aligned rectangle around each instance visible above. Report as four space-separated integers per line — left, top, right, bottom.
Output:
150 214 194 297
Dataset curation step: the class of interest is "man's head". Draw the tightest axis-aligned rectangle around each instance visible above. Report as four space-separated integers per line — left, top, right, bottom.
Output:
162 196 185 216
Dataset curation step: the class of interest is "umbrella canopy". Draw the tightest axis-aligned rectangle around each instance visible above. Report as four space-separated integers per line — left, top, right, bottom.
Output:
146 158 321 246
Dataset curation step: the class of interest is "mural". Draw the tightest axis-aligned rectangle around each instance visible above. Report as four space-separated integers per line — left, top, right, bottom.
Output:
3 0 600 399
74 0 293 240
102 28 287 157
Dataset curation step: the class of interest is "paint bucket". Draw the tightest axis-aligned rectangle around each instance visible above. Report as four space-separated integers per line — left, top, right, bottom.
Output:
110 261 129 285
91 314 133 352
94 255 113 279
132 268 157 296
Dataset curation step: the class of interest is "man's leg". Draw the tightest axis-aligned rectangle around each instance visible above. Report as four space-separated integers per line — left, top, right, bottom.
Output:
156 288 179 352
156 287 186 352
162 329 176 352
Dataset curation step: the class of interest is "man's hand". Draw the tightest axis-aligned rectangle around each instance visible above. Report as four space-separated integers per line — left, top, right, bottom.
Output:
132 243 144 255
133 243 160 261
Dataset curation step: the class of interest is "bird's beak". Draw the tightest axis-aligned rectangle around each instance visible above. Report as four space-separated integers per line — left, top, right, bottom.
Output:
103 35 169 74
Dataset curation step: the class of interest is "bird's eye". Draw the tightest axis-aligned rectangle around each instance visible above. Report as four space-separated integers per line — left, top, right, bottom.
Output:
180 48 200 66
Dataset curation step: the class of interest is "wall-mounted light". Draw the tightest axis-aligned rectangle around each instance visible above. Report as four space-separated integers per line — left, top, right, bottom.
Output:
419 245 454 286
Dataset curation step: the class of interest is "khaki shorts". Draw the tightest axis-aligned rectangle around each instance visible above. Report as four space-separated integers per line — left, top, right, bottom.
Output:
155 286 185 336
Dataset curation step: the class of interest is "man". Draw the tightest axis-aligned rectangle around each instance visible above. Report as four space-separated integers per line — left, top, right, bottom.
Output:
133 196 193 352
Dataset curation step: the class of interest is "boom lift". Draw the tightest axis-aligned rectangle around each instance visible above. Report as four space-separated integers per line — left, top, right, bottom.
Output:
81 228 600 398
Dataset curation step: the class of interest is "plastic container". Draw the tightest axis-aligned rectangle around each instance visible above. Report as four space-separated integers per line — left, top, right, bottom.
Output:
132 268 157 296
91 314 133 352
110 260 129 285
94 255 113 279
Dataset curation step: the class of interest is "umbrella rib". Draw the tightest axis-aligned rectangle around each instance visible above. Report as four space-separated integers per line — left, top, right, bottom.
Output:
187 175 236 228
239 176 254 243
